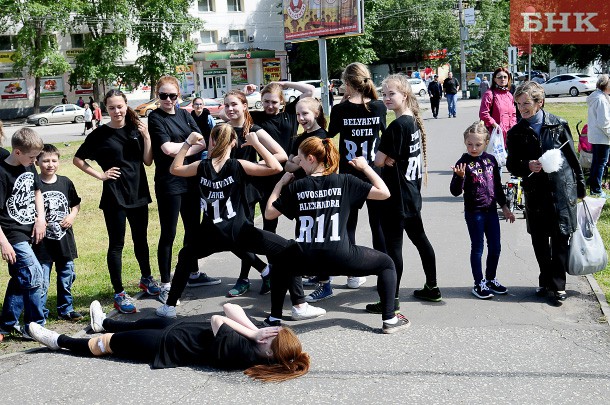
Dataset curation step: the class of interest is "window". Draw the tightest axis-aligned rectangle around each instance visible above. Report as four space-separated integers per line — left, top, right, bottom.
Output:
198 0 213 12
65 105 76 112
71 34 85 49
53 106 64 113
229 30 245 43
0 36 13 51
227 0 242 12
200 31 217 44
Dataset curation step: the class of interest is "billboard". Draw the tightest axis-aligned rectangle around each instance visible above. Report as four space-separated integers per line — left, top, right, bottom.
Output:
40 77 64 98
510 0 610 45
283 0 364 42
0 79 27 99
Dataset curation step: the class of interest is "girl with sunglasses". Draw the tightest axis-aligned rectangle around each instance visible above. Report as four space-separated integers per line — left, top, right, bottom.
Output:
479 67 517 144
148 76 221 306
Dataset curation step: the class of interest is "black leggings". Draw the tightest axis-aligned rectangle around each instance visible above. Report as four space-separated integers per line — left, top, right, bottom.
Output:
347 199 386 252
382 214 437 297
167 224 298 307
103 205 152 294
270 244 397 320
57 317 175 362
156 191 201 283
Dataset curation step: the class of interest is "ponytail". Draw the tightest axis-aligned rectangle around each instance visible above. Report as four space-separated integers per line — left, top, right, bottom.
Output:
299 137 339 175
209 123 237 159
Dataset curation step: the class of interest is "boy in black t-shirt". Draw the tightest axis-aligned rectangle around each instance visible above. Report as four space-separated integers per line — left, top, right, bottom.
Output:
34 144 83 321
0 128 46 339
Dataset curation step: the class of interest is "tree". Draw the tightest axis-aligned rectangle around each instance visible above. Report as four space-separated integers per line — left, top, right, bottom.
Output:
548 45 610 73
132 0 203 98
0 0 73 113
70 0 133 102
464 0 510 72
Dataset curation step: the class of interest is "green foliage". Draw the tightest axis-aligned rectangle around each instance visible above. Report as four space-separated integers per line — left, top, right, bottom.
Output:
548 45 610 72
464 0 510 71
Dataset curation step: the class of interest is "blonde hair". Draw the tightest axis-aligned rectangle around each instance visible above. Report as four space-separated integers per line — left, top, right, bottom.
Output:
596 74 609 92
261 82 285 104
209 123 237 160
11 127 43 152
514 81 545 105
342 62 378 105
381 74 428 184
243 327 310 382
463 121 490 141
299 137 339 175
296 97 327 130
155 75 180 96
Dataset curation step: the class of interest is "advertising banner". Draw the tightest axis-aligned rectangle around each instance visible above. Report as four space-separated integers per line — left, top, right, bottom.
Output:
231 67 248 86
283 0 363 41
75 81 94 95
40 77 64 98
262 58 281 83
0 78 27 99
179 72 195 95
510 0 610 45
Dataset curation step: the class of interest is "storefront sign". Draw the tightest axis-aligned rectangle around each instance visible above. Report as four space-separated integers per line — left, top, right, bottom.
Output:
196 50 276 61
203 69 228 76
0 51 15 63
65 49 85 58
283 0 364 41
231 67 248 86
262 58 281 83
75 81 94 95
40 76 64 98
510 0 610 44
0 78 27 99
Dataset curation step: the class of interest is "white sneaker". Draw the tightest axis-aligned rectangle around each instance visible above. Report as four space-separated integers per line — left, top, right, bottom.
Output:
291 303 326 320
28 322 60 350
156 304 177 318
89 300 106 333
347 276 366 289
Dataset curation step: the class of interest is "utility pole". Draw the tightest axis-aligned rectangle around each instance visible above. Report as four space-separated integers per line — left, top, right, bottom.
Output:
458 0 467 99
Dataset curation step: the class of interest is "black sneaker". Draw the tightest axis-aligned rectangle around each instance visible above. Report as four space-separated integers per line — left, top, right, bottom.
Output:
187 272 221 287
365 298 400 314
551 291 567 306
259 274 271 295
413 284 442 302
262 317 282 327
382 313 411 334
486 278 508 294
58 311 84 321
535 287 549 297
472 280 494 299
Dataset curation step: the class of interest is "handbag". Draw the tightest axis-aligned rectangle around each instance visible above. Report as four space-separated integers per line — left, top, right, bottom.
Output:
568 200 608 275
486 125 507 167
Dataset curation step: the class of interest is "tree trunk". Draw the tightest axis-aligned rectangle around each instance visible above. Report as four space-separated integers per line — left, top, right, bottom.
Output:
33 76 41 114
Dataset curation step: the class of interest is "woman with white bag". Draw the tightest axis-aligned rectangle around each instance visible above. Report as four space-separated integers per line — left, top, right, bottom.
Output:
479 67 517 146
506 81 586 306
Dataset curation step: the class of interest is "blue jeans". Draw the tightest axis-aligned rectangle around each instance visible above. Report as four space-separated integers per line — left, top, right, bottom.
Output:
589 144 610 194
0 242 45 331
464 210 501 284
446 93 457 116
40 260 76 318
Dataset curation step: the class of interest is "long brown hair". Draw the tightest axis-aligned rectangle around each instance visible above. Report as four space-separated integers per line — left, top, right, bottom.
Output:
103 89 140 129
224 90 253 137
209 123 237 159
299 137 339 175
243 327 310 382
342 62 378 105
381 74 428 184
491 67 512 90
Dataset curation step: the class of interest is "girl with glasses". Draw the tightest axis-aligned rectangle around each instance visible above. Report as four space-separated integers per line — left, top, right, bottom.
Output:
479 67 517 145
191 97 215 149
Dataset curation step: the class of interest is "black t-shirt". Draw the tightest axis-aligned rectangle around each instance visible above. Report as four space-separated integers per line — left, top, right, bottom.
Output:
251 98 299 154
197 158 253 240
75 124 151 209
230 124 263 162
291 127 328 156
443 77 459 94
273 173 371 256
378 115 423 219
149 108 201 195
0 148 9 161
191 109 212 148
328 99 387 179
0 161 41 244
153 322 261 370
32 175 80 261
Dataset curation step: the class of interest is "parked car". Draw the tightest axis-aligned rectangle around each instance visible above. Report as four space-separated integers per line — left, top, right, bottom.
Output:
245 91 263 109
134 98 159 117
27 104 85 126
178 98 224 117
408 78 428 97
541 73 597 97
467 72 495 86
331 79 344 96
282 80 322 102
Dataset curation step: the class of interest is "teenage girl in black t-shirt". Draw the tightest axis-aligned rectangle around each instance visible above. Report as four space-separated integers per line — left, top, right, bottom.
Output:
73 90 157 314
369 74 441 313
222 90 288 297
285 97 328 176
265 137 411 334
28 302 309 382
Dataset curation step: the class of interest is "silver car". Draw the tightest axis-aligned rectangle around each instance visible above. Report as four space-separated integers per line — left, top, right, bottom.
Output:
27 104 85 126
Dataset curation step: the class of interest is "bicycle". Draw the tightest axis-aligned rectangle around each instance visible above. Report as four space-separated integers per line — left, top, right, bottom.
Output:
503 175 526 216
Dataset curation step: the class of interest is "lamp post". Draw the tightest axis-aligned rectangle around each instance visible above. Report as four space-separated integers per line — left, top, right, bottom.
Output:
525 6 536 81
458 0 467 99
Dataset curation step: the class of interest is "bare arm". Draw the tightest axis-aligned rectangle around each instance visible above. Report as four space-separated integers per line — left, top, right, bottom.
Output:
32 189 46 244
160 133 206 158
137 121 153 166
277 81 315 98
59 204 80 228
222 303 258 331
211 313 279 344
238 131 283 176
73 156 120 182
0 227 15 264
348 157 390 200
169 132 202 177
284 154 301 173
255 129 288 163
265 172 294 220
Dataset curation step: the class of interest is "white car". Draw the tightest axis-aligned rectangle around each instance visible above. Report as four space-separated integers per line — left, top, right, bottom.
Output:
26 104 85 126
282 80 322 102
467 72 495 86
245 91 263 109
541 73 597 97
408 78 428 97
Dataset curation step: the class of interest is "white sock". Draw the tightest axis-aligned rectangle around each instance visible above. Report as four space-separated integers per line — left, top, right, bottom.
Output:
189 272 200 279
383 316 398 325
161 283 171 289
260 265 270 278
268 316 281 322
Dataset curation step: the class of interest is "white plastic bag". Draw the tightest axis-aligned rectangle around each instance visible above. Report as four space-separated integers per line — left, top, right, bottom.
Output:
486 126 507 167
568 200 608 276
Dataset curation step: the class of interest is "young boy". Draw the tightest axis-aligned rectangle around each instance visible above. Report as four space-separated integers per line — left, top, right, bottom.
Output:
34 144 83 321
0 128 46 339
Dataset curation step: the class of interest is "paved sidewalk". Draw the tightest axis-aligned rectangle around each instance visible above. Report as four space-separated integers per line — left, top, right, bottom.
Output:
1 102 609 403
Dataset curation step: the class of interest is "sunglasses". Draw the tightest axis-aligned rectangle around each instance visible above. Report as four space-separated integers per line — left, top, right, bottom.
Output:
193 103 203 106
159 92 178 101
496 76 509 79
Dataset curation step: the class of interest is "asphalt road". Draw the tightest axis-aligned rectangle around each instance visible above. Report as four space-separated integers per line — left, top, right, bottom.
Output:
1 97 608 403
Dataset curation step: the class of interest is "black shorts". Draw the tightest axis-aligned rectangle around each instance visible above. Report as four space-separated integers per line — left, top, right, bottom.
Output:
85 121 93 129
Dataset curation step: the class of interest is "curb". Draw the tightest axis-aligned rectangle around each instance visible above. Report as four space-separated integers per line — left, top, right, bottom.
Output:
585 274 610 327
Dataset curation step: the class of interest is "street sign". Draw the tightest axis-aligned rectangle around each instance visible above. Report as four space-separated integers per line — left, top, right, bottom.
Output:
464 8 475 25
